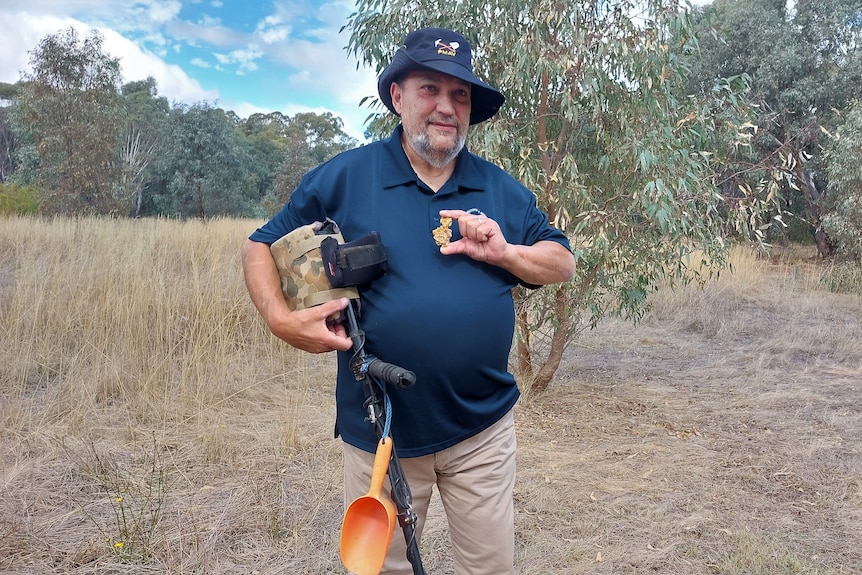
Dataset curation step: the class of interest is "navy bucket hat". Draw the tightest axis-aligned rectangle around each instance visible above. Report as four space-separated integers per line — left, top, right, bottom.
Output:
377 27 505 125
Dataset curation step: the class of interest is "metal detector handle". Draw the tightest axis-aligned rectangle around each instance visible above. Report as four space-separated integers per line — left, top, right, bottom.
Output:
342 302 425 575
367 359 416 389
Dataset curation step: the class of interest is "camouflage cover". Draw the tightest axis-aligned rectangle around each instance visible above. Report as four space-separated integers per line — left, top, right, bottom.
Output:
270 221 359 311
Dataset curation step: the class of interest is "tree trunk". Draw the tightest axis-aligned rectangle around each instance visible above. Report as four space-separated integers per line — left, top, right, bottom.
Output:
793 150 834 258
514 287 533 378
529 285 571 394
134 184 144 217
814 228 834 260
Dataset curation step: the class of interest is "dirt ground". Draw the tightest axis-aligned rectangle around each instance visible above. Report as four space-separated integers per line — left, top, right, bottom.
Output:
500 286 862 574
415 262 862 574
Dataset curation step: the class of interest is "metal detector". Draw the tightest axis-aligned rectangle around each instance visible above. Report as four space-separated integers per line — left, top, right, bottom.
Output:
342 300 426 575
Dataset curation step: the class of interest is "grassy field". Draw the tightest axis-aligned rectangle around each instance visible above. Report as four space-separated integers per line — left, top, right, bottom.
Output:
1 215 860 574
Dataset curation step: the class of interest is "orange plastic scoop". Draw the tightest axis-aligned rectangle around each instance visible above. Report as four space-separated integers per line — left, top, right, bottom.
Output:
340 438 397 575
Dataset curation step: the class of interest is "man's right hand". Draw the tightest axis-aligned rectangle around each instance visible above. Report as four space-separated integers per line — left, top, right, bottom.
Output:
267 297 353 354
241 238 353 354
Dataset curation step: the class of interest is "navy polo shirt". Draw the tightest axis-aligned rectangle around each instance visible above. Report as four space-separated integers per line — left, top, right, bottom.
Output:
249 126 571 457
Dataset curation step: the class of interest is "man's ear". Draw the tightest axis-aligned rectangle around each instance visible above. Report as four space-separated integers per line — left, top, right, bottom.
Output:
390 82 402 115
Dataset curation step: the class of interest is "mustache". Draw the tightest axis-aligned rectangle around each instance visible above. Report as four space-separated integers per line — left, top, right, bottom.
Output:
427 115 460 128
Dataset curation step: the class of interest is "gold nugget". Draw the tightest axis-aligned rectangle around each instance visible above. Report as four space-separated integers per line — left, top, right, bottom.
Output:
433 216 453 247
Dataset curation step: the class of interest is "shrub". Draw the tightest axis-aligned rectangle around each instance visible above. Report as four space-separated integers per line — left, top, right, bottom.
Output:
0 182 40 215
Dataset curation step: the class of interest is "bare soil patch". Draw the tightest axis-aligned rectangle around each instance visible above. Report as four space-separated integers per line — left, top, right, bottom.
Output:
510 279 862 574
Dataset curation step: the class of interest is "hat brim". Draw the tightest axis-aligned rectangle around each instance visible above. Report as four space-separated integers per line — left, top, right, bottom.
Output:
377 49 505 125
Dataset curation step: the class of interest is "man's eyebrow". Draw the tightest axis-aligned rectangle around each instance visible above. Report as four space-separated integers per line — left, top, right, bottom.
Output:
414 72 471 88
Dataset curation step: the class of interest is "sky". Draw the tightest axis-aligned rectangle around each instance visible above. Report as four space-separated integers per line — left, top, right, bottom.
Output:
0 0 381 142
0 1 717 143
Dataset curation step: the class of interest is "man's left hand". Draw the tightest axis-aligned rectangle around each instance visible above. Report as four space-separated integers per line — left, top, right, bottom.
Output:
438 209 509 265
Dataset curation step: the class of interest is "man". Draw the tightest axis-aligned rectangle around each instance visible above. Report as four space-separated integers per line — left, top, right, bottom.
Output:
241 27 575 575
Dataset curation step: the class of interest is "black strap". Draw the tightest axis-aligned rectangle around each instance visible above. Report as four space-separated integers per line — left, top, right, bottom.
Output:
337 243 388 269
322 232 389 288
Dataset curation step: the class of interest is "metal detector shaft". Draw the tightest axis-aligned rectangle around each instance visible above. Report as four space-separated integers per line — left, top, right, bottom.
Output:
344 302 426 575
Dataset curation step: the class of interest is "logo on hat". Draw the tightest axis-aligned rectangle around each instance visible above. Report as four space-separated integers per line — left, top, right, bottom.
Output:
434 39 459 57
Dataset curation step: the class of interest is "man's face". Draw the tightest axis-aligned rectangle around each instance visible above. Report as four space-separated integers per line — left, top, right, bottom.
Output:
391 70 472 168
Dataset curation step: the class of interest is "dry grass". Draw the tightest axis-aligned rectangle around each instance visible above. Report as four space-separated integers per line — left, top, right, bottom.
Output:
1 216 860 574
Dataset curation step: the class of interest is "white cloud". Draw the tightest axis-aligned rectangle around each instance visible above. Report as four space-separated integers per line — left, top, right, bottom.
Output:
0 12 77 83
0 11 219 105
168 19 244 48
141 31 170 52
255 14 290 44
198 15 222 27
0 1 376 139
259 27 289 44
141 0 182 25
213 47 264 74
100 27 220 102
273 34 378 111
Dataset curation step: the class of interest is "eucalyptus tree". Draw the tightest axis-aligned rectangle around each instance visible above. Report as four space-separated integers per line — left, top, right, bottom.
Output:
16 27 125 214
286 111 357 164
0 83 22 102
120 78 170 217
261 112 358 214
0 82 22 183
0 107 15 184
1 83 25 188
688 0 862 255
346 1 764 390
157 102 257 218
823 102 862 263
241 111 292 202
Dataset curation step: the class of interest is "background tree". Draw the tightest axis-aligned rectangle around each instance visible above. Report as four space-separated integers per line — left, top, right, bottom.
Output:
6 29 363 219
822 101 862 263
0 82 24 184
265 132 317 215
240 111 293 205
16 27 124 214
0 82 23 102
156 102 258 218
687 0 862 256
261 111 357 213
0 107 15 184
347 0 767 391
120 78 170 217
287 111 357 164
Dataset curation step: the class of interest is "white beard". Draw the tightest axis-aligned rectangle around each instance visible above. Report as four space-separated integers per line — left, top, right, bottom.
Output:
406 130 466 169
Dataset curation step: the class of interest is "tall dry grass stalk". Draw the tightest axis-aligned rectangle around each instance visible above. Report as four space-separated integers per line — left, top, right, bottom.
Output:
644 244 862 371
646 246 816 336
0 216 340 453
1 215 347 573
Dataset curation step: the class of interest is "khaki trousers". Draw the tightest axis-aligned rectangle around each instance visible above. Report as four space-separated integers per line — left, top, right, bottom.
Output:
342 409 517 575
